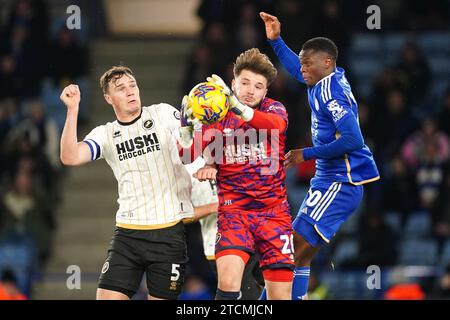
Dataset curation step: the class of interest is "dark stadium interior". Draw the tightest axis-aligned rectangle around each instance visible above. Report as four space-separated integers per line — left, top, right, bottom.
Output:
0 0 449 300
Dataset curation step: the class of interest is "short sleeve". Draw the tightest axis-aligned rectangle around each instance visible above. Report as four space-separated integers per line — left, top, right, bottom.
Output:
83 125 106 161
159 103 182 134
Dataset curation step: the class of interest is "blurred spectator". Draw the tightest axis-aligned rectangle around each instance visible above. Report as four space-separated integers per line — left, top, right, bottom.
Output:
414 141 447 212
401 117 450 170
16 100 61 170
431 265 450 299
357 99 376 151
398 0 450 31
0 54 20 99
1 0 49 99
371 67 405 114
233 2 263 52
2 101 58 199
395 41 431 105
357 211 397 267
313 0 350 68
178 274 213 300
203 22 230 76
382 155 417 220
437 89 450 137
47 26 88 89
275 0 314 50
183 42 213 93
373 89 416 161
0 269 27 300
431 164 450 239
400 118 449 212
0 169 52 264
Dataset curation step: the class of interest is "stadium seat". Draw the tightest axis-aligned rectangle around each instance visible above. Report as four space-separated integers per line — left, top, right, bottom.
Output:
429 58 450 77
383 34 411 55
417 32 450 53
320 271 375 299
399 239 439 266
440 240 450 267
403 212 431 238
383 211 402 235
351 34 382 55
350 58 384 79
332 239 359 267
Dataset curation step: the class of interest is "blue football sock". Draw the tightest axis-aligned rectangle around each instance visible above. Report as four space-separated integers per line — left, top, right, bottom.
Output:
259 287 267 300
292 266 310 300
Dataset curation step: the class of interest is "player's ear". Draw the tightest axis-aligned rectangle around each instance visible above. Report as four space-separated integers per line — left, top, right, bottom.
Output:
231 79 236 92
325 56 333 69
104 93 113 105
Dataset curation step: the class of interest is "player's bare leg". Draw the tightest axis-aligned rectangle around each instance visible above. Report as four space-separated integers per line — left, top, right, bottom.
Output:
265 280 292 300
293 231 321 267
147 295 165 300
216 254 246 297
289 231 321 300
96 288 129 300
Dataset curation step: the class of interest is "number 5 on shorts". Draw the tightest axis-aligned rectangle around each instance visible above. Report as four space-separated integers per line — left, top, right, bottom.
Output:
171 264 180 281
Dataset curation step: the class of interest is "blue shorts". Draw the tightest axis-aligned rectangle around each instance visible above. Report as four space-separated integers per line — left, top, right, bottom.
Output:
292 179 363 247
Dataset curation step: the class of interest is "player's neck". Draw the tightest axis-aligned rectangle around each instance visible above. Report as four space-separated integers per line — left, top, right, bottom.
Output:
115 106 142 124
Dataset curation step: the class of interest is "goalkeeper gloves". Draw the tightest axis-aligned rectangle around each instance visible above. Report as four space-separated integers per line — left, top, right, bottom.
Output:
178 95 200 148
207 74 254 122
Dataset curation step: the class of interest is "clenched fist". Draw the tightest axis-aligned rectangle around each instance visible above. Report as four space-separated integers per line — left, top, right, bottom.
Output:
193 164 217 182
60 84 80 111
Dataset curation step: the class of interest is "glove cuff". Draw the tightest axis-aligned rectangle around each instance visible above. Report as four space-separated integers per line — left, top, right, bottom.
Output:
240 104 254 122
178 126 194 148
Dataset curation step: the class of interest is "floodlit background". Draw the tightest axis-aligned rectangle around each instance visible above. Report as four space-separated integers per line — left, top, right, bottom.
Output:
0 0 449 300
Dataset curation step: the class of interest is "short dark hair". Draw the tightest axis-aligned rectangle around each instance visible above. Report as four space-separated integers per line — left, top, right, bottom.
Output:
302 37 338 60
100 66 135 93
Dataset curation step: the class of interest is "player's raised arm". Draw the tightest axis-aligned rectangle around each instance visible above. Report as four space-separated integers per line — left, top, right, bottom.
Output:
60 84 92 166
259 12 305 84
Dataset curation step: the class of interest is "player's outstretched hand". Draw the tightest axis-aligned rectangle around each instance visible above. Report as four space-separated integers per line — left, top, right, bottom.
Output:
193 164 217 182
60 84 80 111
207 74 254 122
259 12 281 41
207 74 231 95
180 95 200 127
178 95 200 148
284 149 305 169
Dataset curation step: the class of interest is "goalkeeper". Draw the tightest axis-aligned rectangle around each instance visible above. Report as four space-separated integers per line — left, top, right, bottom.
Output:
179 48 294 300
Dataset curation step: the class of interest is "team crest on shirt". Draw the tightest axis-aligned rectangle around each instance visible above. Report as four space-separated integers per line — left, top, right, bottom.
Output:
327 100 348 122
267 104 283 112
101 261 109 274
143 119 154 130
215 232 221 244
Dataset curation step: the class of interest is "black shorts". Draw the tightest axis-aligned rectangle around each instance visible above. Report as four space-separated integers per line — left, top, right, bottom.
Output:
98 222 187 299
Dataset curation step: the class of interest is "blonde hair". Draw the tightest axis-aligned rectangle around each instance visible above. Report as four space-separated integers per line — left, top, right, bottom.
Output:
99 66 134 93
233 48 277 85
